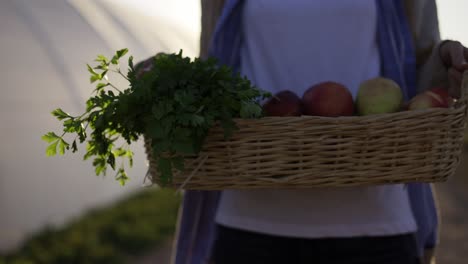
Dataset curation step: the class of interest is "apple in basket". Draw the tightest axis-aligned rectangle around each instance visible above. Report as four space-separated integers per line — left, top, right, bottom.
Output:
429 87 454 106
263 90 303 116
408 87 453 110
302 81 354 117
356 77 403 115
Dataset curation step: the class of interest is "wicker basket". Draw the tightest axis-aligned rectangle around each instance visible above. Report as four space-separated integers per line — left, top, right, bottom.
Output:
144 73 468 190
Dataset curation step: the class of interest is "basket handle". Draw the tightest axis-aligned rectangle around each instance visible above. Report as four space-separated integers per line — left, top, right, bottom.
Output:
454 71 468 110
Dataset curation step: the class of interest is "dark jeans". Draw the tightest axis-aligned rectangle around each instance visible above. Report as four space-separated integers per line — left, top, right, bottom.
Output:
212 225 421 264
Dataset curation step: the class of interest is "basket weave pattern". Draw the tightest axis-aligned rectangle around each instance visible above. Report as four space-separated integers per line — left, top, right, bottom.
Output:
145 74 468 190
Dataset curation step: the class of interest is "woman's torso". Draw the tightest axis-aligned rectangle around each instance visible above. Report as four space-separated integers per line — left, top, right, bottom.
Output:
216 0 417 238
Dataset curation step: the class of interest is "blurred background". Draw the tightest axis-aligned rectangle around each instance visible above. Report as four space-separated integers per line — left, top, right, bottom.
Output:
0 0 466 263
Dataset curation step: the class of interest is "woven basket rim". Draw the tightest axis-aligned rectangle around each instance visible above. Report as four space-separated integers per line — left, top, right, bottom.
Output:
234 106 465 121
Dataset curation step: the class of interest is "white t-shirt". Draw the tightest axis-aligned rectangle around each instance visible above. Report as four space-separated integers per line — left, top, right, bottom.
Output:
216 0 417 238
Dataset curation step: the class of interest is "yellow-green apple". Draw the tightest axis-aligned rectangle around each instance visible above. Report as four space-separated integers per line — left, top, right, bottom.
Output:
356 77 403 115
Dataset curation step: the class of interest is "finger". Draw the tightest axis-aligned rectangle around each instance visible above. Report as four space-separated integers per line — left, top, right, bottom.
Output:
135 57 154 78
464 47 468 71
449 42 468 71
448 67 462 98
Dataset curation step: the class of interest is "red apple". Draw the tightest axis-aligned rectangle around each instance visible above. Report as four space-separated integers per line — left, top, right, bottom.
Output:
426 87 453 107
263 90 302 116
302 81 354 117
408 87 453 110
408 93 437 110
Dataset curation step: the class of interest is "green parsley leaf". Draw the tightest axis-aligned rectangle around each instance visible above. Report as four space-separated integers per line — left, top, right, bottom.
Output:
44 49 270 185
42 132 60 143
46 140 59 156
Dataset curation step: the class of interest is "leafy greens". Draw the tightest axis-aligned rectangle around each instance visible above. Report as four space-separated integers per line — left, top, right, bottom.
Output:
42 49 270 185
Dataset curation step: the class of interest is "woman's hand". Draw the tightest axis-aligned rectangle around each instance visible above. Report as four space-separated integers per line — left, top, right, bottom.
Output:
439 40 468 98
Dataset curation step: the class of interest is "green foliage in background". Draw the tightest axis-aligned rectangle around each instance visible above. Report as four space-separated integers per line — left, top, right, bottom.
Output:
0 188 181 264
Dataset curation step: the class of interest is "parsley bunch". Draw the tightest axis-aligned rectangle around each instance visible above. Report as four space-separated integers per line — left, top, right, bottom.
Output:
42 49 270 185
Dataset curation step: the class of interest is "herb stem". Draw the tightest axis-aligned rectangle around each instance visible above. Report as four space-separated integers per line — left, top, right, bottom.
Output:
112 68 130 82
108 83 122 93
